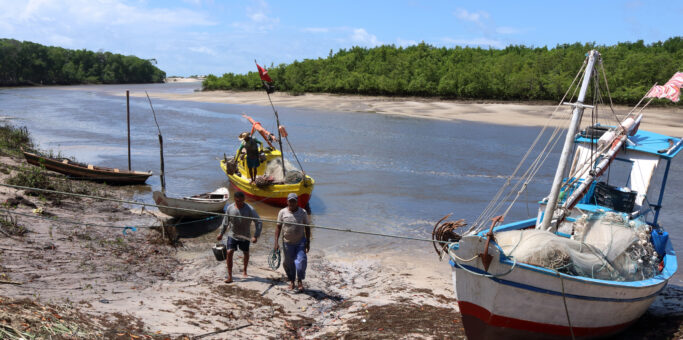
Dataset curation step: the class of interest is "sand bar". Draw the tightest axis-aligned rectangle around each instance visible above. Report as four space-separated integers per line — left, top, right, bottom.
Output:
138 88 683 137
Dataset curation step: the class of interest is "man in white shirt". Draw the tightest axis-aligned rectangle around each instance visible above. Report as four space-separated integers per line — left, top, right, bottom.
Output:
274 193 310 291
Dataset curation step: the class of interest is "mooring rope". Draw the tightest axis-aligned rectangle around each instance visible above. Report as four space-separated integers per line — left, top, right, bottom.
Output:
0 182 450 244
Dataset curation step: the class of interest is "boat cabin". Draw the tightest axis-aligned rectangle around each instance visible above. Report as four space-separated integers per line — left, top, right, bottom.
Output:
538 125 681 232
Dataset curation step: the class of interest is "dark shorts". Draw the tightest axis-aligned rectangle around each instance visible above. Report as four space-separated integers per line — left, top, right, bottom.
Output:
246 157 260 169
226 236 250 252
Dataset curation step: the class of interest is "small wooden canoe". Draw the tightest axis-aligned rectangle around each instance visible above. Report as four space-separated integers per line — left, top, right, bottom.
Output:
22 150 152 185
153 187 229 219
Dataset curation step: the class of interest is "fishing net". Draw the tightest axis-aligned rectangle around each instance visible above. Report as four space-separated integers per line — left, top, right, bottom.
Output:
223 156 238 175
496 212 659 281
264 158 304 184
254 175 274 188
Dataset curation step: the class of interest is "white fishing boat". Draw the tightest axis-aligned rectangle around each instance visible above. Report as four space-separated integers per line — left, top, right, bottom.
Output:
153 188 229 219
437 50 681 339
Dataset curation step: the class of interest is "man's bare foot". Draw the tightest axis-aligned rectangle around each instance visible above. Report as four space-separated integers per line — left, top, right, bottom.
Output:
288 281 295 290
224 277 233 283
297 280 304 292
242 272 248 278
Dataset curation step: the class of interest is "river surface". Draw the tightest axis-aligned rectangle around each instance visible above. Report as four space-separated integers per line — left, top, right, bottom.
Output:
1 82 682 285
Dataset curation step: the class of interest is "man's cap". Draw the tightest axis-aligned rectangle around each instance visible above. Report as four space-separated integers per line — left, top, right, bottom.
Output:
238 132 250 140
287 193 298 201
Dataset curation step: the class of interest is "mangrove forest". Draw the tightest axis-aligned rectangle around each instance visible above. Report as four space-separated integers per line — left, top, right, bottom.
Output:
203 37 682 104
0 38 166 86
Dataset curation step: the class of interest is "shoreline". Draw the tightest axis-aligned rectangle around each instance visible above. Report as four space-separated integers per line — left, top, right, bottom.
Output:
135 89 683 137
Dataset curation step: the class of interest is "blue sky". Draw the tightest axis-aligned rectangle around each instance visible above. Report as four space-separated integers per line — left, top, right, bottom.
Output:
0 0 681 77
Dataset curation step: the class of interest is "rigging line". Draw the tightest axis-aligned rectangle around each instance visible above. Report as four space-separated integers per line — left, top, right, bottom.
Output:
554 269 576 340
500 122 568 219
475 107 572 234
0 182 450 245
474 102 574 232
470 66 585 231
471 120 566 232
284 135 306 174
599 61 622 125
624 83 657 120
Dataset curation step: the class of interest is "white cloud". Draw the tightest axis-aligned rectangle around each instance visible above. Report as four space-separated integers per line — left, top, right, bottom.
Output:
453 8 522 41
351 28 380 46
454 8 489 24
1 0 216 29
46 34 74 47
232 0 279 32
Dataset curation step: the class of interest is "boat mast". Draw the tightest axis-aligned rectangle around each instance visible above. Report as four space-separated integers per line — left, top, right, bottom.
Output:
269 100 287 180
255 59 287 180
539 50 599 231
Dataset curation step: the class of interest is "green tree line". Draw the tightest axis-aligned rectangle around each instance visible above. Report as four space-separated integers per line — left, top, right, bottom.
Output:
203 37 682 104
0 38 166 86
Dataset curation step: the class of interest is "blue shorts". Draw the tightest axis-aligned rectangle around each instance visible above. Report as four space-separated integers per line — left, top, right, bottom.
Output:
226 236 250 252
246 157 260 169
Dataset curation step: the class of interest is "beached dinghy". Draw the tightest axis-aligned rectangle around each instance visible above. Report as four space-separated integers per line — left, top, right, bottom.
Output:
22 149 152 185
145 93 230 219
152 188 229 219
438 51 681 339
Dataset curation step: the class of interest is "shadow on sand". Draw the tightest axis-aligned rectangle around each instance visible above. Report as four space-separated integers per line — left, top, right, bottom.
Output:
171 215 223 238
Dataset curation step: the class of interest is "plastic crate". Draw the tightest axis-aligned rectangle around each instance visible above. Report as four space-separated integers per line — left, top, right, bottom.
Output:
581 125 609 139
592 182 636 213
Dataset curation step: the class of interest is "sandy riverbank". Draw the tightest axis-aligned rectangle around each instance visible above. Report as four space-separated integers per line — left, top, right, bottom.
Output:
165 77 205 83
1 151 683 339
137 89 683 137
0 151 464 338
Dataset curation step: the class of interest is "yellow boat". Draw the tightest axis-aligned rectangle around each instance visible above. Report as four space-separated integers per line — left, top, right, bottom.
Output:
220 114 314 209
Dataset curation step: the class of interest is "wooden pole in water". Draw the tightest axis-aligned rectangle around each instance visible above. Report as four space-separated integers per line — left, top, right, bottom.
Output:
146 92 165 193
126 90 131 171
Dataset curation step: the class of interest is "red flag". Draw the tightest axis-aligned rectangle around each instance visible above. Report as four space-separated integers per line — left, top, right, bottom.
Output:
256 63 273 83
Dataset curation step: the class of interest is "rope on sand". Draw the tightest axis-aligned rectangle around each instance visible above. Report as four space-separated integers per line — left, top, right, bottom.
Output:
0 182 453 244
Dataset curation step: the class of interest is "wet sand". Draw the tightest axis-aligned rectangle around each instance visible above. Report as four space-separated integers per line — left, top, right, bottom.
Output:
0 153 461 338
137 89 683 137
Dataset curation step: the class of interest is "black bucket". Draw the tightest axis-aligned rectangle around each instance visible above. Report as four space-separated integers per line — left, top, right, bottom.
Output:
212 243 227 261
593 182 636 213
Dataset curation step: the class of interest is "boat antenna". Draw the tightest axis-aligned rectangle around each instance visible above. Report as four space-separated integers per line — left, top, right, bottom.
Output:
256 59 287 180
145 91 166 194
